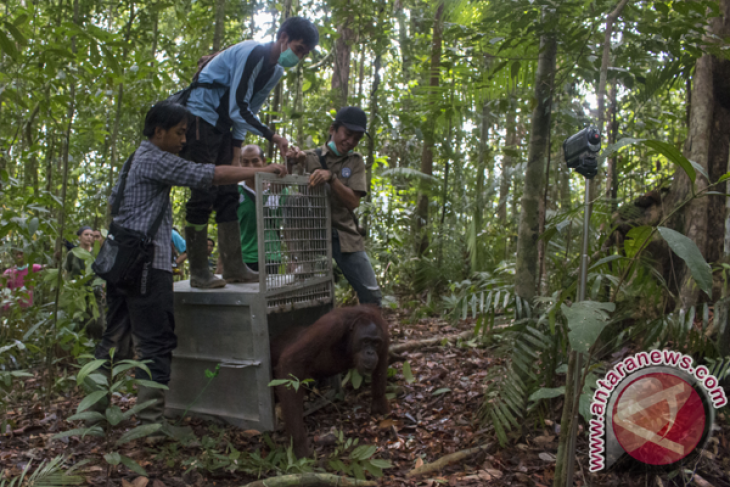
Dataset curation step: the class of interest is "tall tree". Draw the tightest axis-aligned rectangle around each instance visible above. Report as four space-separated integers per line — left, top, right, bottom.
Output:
332 10 355 107
514 28 557 300
212 0 226 51
415 1 443 256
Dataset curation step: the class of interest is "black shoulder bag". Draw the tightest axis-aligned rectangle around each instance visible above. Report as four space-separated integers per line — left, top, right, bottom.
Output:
315 149 366 238
92 152 169 292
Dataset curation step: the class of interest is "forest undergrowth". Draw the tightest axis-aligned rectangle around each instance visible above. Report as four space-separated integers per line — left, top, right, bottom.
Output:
2 309 730 487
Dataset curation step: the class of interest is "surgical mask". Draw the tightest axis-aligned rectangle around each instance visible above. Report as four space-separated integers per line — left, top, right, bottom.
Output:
328 140 353 156
278 45 300 68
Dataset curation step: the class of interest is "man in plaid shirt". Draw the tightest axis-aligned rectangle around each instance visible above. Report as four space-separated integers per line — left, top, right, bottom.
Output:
92 101 286 441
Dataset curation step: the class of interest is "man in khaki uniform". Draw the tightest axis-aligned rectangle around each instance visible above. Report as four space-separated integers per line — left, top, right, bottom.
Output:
288 107 382 306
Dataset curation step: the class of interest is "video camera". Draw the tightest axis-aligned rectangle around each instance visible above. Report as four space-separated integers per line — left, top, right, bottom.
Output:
563 127 601 179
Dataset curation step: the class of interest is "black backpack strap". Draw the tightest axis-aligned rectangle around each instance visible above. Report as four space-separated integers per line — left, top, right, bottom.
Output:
111 152 137 217
146 197 169 242
315 148 328 170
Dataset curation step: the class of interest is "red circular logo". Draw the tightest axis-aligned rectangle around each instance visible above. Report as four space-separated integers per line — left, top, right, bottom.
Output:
612 372 705 465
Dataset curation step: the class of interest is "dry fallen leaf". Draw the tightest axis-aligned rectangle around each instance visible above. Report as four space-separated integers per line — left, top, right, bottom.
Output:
539 452 557 462
132 477 149 487
122 480 134 487
534 435 555 444
415 457 424 469
379 418 398 430
485 468 503 479
152 480 166 487
242 430 261 437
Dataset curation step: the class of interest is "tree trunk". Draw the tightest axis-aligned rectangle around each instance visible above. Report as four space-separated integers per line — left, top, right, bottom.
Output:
594 0 630 203
266 0 291 162
212 0 226 51
365 51 381 232
680 54 713 309
472 96 489 271
498 104 516 223
415 1 443 256
332 14 354 107
106 2 136 225
606 82 619 211
514 32 557 301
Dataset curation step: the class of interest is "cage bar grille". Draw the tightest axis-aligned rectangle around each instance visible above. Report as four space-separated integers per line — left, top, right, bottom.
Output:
256 175 333 312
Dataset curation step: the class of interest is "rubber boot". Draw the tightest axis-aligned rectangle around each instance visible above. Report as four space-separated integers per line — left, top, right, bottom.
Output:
137 384 195 445
186 225 226 289
218 221 258 283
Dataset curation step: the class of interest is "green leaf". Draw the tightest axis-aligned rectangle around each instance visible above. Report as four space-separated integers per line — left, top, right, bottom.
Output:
77 359 106 385
116 423 162 445
66 411 105 422
3 22 27 45
0 29 19 61
119 455 148 476
562 301 616 353
27 217 38 237
351 369 363 389
111 362 137 378
122 399 158 420
528 386 565 402
77 390 107 413
102 45 122 76
402 361 415 383
105 405 124 426
718 172 730 183
53 426 104 440
268 379 291 387
432 387 451 396
624 225 652 258
589 254 624 271
657 227 712 296
104 452 121 466
368 459 393 469
362 460 383 478
642 139 695 182
350 444 377 461
134 380 168 390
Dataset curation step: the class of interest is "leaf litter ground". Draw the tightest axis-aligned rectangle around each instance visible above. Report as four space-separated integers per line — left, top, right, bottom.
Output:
2 310 730 486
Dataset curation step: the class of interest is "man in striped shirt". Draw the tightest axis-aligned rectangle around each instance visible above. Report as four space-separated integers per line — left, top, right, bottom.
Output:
183 17 319 288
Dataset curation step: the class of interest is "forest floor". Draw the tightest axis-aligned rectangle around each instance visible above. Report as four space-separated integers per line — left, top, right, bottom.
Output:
2 310 730 486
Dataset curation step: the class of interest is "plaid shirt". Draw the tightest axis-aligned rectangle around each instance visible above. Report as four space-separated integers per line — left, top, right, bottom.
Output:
110 140 215 272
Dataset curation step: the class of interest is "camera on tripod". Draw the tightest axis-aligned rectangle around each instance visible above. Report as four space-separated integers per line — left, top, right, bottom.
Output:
563 127 601 179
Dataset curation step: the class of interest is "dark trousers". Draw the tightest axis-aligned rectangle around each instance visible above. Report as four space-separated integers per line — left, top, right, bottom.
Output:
94 269 177 384
183 117 238 225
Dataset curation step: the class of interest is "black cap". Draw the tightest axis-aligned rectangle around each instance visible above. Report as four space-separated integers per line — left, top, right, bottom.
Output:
334 107 367 133
77 225 92 236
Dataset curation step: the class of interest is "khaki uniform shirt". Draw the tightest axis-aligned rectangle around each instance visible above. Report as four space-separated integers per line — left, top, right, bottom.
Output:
303 145 366 253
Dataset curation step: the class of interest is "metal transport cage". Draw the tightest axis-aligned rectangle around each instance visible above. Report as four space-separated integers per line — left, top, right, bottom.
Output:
166 174 333 431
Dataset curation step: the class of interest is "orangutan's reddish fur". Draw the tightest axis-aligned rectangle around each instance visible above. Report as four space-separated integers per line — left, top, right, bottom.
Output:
270 305 390 458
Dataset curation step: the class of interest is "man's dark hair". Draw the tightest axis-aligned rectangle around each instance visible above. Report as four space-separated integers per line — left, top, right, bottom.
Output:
207 238 215 246
143 101 190 138
277 17 319 48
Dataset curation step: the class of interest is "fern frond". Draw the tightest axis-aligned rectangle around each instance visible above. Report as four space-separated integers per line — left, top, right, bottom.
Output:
0 457 84 487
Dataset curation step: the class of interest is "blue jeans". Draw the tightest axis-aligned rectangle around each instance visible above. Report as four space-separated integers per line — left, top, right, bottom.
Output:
332 231 382 307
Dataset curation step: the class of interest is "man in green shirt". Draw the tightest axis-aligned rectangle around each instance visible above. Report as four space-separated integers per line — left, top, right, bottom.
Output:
237 145 283 272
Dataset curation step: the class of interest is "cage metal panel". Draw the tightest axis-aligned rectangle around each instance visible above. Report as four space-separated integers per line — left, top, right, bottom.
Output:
166 282 275 431
255 174 333 313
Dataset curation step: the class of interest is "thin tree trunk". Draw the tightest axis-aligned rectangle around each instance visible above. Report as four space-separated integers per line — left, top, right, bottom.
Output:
415 2 443 256
212 0 226 51
607 82 619 211
106 2 136 225
537 126 553 294
473 92 489 271
357 48 365 102
50 0 79 405
594 0 630 201
498 104 516 223
365 51 381 233
514 31 557 301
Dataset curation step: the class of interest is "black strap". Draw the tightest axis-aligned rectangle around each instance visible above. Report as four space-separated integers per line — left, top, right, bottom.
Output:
315 148 328 170
111 151 170 241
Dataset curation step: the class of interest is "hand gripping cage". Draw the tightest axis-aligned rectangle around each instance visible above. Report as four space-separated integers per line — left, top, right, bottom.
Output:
166 174 333 431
